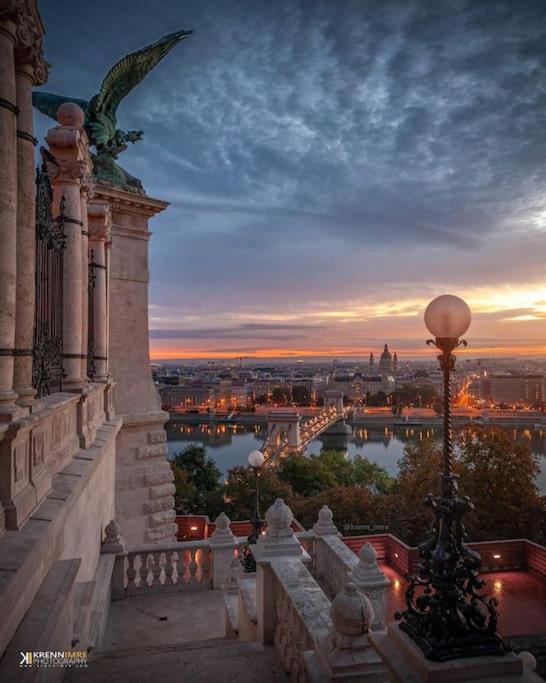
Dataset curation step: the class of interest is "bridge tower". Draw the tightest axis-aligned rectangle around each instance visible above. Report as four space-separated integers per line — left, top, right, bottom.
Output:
266 411 302 453
323 390 344 415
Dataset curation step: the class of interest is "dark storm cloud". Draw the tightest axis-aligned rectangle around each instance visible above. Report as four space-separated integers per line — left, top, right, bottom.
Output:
35 0 546 348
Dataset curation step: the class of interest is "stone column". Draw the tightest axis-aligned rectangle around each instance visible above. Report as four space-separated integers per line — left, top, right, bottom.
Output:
0 7 24 422
45 102 92 392
13 30 48 410
80 185 90 382
87 199 111 382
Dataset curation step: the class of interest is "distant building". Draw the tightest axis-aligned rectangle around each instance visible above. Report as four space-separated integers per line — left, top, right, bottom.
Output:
159 384 211 410
328 371 394 402
469 374 545 406
379 344 393 374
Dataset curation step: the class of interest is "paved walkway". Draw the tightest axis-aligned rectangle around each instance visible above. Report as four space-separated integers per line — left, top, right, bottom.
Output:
65 639 285 683
101 590 226 650
64 590 285 682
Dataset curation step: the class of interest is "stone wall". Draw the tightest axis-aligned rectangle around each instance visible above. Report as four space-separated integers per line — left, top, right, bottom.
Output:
0 408 120 657
96 185 177 545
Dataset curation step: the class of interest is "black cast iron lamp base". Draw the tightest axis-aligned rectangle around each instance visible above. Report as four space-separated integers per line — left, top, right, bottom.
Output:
395 294 508 662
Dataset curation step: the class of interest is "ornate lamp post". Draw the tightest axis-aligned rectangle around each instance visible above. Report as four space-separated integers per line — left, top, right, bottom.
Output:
240 449 265 573
396 295 507 661
248 449 265 542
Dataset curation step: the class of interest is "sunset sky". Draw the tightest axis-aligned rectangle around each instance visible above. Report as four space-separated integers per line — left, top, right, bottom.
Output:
36 0 546 360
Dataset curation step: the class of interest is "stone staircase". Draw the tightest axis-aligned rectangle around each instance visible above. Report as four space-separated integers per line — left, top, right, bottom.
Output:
64 637 286 683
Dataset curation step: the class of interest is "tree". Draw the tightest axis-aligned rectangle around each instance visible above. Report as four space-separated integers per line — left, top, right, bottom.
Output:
222 466 298 520
277 454 336 497
352 455 394 494
385 439 443 545
170 444 221 513
385 428 546 546
293 486 388 534
456 427 545 542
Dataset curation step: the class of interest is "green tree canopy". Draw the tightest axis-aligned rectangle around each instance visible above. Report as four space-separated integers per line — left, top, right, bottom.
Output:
222 466 298 520
171 444 221 513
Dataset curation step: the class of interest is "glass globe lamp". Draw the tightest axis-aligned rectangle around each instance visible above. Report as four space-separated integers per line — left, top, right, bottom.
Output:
424 294 471 340
248 450 264 468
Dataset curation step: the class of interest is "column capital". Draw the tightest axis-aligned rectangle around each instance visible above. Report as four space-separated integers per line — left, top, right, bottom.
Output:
88 199 112 243
11 0 48 85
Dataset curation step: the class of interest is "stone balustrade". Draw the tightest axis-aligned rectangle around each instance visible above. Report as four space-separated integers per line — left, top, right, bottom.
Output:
114 514 246 598
310 505 390 631
0 381 109 530
119 540 213 596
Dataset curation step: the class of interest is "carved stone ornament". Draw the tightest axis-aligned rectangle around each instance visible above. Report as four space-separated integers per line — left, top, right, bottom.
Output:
331 583 374 639
210 512 236 546
312 504 341 537
12 0 49 85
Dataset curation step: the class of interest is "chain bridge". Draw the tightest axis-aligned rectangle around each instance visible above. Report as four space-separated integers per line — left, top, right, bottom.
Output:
262 391 352 463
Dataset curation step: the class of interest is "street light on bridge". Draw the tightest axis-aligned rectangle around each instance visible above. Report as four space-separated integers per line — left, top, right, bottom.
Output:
396 294 507 661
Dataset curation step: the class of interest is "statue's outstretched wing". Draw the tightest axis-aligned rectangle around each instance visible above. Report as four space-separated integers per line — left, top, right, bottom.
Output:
94 29 193 119
32 92 89 121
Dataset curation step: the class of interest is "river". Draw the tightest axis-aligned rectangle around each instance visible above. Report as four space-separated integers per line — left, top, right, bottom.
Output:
165 420 546 493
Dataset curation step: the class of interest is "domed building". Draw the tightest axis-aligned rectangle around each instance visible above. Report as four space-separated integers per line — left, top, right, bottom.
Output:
379 343 393 374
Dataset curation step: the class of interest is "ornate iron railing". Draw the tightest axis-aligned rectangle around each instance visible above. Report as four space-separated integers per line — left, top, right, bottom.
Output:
87 249 96 380
32 150 67 398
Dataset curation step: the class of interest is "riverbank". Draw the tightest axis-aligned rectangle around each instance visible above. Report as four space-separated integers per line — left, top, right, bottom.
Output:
168 411 546 429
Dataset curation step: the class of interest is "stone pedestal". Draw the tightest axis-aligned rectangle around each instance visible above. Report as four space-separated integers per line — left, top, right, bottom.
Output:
312 504 342 537
350 542 390 631
371 623 542 683
209 512 239 589
95 184 175 545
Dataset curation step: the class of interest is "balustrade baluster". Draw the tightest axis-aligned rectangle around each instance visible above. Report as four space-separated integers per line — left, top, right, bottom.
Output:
164 551 174 587
126 554 137 591
188 549 199 586
151 551 162 588
139 553 150 588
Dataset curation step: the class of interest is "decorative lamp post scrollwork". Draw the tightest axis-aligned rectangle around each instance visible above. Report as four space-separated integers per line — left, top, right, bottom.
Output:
396 294 508 661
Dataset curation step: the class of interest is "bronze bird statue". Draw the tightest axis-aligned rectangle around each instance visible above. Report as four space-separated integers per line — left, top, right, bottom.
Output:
33 29 193 158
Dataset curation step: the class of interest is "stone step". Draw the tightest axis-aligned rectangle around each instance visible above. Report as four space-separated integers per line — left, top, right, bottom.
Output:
64 637 286 682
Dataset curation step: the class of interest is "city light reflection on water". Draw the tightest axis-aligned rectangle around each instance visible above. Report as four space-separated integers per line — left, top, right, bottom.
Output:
165 420 546 492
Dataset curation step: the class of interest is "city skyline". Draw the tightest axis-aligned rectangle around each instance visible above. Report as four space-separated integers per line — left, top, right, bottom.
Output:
36 0 546 360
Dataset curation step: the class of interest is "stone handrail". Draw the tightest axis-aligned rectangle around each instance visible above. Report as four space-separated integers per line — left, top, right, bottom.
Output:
314 534 357 597
269 557 331 682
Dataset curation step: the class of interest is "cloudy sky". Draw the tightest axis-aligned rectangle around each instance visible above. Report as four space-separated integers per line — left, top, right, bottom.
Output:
36 0 546 359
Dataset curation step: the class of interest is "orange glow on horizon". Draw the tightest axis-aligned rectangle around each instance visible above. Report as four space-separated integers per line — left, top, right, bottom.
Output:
149 342 546 361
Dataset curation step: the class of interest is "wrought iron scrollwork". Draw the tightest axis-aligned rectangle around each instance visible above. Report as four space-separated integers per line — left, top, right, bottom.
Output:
87 249 97 380
32 149 67 398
